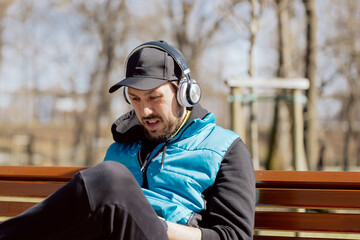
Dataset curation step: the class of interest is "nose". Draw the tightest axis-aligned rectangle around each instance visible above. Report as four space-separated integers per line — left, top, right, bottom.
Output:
140 102 153 117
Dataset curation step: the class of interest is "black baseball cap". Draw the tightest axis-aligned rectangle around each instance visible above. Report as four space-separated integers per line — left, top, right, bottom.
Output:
109 43 182 93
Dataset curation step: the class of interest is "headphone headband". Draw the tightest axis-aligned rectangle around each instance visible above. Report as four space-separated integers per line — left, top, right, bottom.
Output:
124 41 201 107
126 41 194 85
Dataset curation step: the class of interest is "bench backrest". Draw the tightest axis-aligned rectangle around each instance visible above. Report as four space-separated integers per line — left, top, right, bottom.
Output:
255 170 360 239
0 166 85 222
1 166 360 239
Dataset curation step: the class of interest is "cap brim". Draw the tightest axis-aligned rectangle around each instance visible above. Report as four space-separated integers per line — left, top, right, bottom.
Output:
109 77 168 93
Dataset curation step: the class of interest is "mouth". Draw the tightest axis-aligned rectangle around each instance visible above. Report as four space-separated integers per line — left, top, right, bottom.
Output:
144 118 161 131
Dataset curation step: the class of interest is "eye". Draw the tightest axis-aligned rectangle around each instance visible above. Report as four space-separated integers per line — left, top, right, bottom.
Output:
130 96 140 102
150 95 160 101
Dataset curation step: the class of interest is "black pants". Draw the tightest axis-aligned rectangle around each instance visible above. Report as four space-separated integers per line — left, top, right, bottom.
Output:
0 161 169 240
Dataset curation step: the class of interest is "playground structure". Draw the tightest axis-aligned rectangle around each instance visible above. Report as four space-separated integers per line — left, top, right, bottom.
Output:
226 78 310 170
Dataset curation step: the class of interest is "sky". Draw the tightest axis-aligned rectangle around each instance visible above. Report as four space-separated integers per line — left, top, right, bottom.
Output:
0 0 348 121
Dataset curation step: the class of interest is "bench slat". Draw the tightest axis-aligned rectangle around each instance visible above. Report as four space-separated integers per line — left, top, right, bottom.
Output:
0 181 66 197
253 236 358 240
255 211 360 232
0 166 83 181
0 201 37 217
257 188 360 208
256 171 360 189
1 167 360 239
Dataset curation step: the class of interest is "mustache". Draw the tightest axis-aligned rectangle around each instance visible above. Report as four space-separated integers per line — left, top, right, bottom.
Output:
142 115 161 120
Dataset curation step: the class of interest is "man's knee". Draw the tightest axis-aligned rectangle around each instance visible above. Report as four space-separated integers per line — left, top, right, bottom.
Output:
80 161 140 209
96 161 135 185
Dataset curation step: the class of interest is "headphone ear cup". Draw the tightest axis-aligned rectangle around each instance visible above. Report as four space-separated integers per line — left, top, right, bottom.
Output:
123 87 131 104
177 79 190 107
187 81 201 106
177 78 201 107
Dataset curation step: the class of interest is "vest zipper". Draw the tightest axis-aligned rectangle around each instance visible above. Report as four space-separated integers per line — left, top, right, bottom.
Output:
138 119 194 188
141 154 150 188
138 122 194 188
139 142 169 189
137 150 147 172
137 149 149 188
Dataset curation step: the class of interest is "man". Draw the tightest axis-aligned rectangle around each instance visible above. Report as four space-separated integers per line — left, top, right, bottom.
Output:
0 41 255 240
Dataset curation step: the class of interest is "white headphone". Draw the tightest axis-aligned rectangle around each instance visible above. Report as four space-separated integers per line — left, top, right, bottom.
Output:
123 41 201 107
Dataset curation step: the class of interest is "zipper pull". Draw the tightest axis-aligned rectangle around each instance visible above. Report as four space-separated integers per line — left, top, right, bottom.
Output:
140 158 148 172
160 144 168 171
139 150 149 172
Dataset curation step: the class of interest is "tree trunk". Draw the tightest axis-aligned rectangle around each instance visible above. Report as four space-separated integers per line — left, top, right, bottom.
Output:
303 0 319 171
248 0 260 170
88 31 114 166
0 0 14 74
71 0 128 166
357 133 360 167
343 94 355 171
266 0 293 170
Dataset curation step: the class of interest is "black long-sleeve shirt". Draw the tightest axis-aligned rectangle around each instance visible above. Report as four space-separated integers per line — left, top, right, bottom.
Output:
111 104 256 240
198 138 255 240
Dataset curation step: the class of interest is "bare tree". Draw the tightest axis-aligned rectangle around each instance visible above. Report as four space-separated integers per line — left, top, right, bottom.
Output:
165 1 228 121
166 1 223 77
266 0 293 170
322 0 360 171
217 0 266 170
68 0 130 166
0 0 14 75
303 0 318 171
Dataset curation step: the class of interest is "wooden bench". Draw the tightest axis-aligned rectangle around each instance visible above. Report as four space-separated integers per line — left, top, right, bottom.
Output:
1 166 360 239
0 166 85 223
254 170 360 239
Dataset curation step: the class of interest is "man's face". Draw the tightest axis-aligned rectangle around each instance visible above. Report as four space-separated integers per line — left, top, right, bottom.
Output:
127 82 186 143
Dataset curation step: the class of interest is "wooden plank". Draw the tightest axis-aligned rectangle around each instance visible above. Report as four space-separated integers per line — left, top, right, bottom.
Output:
255 211 360 232
254 237 300 240
255 171 360 189
1 167 360 237
257 188 360 208
253 236 359 240
1 168 359 185
0 201 37 217
0 166 85 181
0 181 66 197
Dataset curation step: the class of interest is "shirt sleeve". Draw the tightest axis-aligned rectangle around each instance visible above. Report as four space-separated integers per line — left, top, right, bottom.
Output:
198 138 256 240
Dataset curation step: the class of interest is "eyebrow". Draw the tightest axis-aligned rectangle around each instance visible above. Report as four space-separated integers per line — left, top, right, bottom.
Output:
128 89 157 97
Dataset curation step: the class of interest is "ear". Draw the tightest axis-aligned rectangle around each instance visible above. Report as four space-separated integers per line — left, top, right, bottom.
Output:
123 87 131 104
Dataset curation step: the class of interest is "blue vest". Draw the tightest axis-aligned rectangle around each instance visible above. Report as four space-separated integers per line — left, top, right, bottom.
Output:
104 113 239 224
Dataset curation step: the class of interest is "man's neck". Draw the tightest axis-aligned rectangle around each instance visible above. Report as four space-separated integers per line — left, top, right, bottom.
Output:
140 110 191 162
171 110 191 138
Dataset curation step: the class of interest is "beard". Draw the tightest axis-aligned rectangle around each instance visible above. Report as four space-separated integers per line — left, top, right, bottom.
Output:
143 106 185 144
